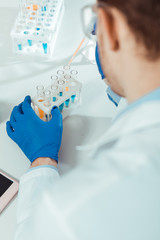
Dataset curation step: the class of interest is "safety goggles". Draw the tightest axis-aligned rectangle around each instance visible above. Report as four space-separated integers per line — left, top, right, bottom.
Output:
81 2 109 41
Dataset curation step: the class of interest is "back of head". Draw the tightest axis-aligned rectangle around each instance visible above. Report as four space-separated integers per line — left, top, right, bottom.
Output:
100 0 160 60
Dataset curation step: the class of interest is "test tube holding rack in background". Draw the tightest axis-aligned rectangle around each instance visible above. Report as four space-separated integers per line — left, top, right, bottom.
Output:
32 65 82 121
11 0 64 57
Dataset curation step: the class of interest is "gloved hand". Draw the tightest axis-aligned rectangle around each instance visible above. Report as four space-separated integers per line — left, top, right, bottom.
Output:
6 96 63 163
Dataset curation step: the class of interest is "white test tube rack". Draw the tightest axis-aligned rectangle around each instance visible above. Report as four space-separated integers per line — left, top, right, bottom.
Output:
11 0 64 57
32 66 82 121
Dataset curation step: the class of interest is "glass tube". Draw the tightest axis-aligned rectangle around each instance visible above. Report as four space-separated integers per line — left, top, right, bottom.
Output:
51 75 58 84
70 70 78 76
57 70 64 76
44 90 52 107
36 85 44 119
57 79 65 85
65 98 70 108
36 85 44 101
51 85 58 94
63 65 70 71
59 87 63 97
64 74 71 80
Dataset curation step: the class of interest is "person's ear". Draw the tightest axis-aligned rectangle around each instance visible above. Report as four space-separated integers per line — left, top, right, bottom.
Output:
97 8 119 51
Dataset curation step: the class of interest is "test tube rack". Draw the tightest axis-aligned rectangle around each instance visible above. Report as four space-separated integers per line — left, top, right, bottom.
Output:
32 66 82 121
11 0 64 57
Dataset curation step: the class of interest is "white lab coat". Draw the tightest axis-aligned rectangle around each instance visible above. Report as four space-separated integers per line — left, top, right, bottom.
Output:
15 101 160 240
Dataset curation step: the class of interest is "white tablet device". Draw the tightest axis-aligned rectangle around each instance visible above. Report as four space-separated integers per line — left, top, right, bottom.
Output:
0 170 19 214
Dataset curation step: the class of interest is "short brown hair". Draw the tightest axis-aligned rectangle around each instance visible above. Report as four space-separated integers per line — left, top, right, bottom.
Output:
100 0 160 60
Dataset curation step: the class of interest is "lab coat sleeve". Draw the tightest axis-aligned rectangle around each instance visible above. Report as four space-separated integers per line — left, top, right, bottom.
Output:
15 166 60 240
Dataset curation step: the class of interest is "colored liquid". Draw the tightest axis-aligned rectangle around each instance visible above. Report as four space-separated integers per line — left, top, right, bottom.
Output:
59 103 64 112
28 40 32 46
71 95 76 103
18 44 22 50
38 99 44 119
38 108 44 119
65 99 70 108
42 43 47 54
41 6 47 11
33 5 38 11
65 86 69 92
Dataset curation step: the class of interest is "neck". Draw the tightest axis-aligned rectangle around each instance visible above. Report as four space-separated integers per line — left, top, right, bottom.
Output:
123 57 160 104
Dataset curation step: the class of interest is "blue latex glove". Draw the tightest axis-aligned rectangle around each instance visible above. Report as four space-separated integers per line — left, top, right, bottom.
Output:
6 96 63 163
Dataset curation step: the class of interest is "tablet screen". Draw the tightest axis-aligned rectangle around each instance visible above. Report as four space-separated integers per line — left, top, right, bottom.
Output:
0 174 13 197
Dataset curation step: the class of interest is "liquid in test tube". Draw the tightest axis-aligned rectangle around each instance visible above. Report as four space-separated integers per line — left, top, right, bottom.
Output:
36 85 45 119
44 90 52 121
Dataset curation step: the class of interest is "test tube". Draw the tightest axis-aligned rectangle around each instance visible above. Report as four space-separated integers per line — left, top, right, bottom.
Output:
51 75 58 86
70 70 78 77
59 103 64 112
51 85 58 94
64 74 71 81
65 98 70 108
71 95 76 103
57 70 64 76
44 90 52 107
33 4 38 11
28 39 32 46
70 70 78 101
37 85 44 101
63 65 70 71
36 85 44 119
59 87 63 97
53 96 57 102
58 79 65 85
44 90 53 121
42 43 48 54
63 65 72 79
18 43 22 51
65 86 69 92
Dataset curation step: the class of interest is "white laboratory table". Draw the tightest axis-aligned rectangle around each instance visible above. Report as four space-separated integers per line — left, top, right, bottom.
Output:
0 0 118 239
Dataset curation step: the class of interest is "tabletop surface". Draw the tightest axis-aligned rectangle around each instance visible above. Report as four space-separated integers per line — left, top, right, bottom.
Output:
0 0 118 239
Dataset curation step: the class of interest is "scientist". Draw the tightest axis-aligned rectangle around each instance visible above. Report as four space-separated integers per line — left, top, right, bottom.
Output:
6 0 160 239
